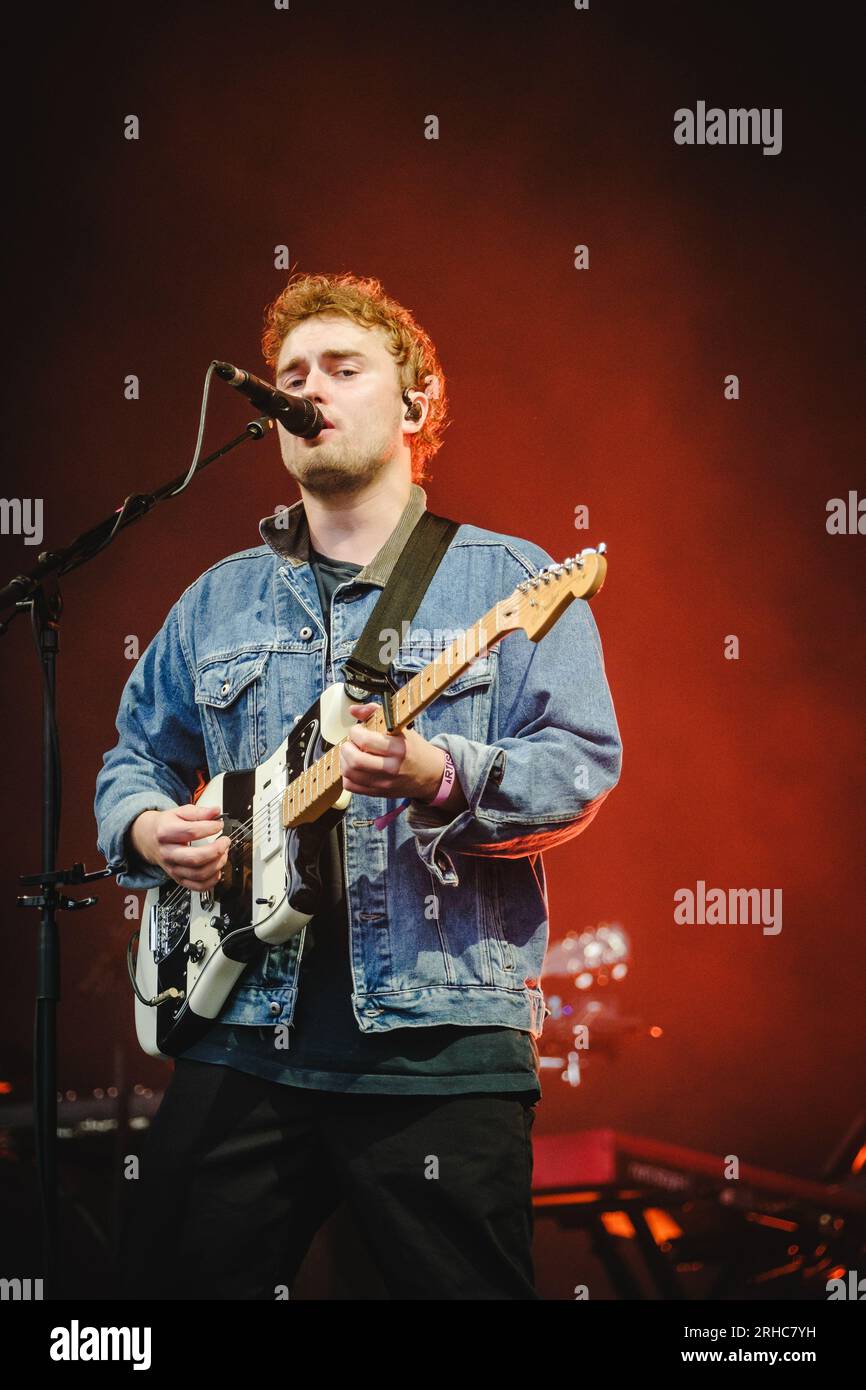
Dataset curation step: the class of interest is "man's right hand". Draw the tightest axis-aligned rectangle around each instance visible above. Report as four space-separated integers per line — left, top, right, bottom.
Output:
129 804 232 891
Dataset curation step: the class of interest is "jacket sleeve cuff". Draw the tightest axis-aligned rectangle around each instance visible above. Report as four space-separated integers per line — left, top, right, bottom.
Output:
406 735 506 886
96 792 178 890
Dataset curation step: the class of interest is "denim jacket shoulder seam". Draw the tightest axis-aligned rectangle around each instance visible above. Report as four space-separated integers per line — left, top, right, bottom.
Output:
175 595 196 684
176 545 276 603
448 533 548 578
175 548 278 667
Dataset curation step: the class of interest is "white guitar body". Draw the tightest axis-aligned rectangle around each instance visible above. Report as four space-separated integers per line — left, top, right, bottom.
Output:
135 682 355 1059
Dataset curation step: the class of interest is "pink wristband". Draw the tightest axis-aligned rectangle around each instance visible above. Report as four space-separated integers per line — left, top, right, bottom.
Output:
428 750 456 806
372 751 456 831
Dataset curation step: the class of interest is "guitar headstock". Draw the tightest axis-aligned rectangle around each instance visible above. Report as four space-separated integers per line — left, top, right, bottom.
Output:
499 544 608 642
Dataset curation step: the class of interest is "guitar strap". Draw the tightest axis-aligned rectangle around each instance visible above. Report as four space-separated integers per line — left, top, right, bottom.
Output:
342 510 460 727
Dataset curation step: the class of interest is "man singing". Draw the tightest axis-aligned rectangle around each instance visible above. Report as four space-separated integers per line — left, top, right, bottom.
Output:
94 270 622 1300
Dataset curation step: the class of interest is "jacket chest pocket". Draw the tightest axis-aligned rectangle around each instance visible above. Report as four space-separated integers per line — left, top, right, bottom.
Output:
194 651 269 771
391 647 498 743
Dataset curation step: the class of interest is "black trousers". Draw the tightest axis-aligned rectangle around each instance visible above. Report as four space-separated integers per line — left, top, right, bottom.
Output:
118 1059 540 1300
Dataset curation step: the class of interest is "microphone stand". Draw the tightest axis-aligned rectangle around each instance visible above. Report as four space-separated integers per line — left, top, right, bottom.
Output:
0 408 275 1298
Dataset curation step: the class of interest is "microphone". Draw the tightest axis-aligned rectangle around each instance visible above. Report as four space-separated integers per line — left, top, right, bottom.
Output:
213 361 325 438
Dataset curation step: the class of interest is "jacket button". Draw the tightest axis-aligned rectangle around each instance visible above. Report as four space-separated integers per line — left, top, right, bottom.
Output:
221 680 230 695
299 626 313 640
268 1001 281 1016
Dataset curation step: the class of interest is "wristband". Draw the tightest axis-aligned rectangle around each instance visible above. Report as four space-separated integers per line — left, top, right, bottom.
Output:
428 750 456 806
373 751 456 831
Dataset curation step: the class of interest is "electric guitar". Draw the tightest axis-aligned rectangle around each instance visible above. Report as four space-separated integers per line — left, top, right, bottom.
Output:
132 545 609 1058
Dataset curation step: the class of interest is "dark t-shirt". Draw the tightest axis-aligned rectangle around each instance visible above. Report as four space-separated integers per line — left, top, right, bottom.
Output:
182 549 540 1097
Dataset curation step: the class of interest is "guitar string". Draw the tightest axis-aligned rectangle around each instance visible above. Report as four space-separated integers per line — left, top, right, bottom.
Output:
155 629 499 917
157 756 343 917
145 580 587 923
155 634 499 918
155 694 416 917
154 649 476 917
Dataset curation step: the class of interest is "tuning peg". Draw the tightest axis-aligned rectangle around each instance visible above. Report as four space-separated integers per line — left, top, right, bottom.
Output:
597 541 607 554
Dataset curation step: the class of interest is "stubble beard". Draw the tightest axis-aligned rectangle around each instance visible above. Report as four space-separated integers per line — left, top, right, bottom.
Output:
283 417 400 498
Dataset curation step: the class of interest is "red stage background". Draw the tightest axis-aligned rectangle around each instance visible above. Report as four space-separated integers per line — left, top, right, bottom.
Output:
1 0 863 1235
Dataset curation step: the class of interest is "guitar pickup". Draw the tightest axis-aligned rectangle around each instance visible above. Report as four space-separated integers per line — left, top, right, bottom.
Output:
260 793 283 862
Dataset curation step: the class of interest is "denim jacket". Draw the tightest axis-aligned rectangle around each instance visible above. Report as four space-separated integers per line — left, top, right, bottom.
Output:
94 485 622 1038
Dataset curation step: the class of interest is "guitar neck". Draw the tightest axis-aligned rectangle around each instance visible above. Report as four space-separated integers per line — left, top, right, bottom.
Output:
283 601 511 826
370 605 505 733
280 544 609 829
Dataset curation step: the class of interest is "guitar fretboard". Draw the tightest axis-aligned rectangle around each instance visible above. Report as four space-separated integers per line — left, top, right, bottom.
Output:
282 602 512 827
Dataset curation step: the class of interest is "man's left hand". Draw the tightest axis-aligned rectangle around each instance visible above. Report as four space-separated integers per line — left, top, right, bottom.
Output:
340 703 465 813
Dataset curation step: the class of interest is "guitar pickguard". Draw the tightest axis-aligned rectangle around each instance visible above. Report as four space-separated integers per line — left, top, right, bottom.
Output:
282 684 355 915
136 683 357 1059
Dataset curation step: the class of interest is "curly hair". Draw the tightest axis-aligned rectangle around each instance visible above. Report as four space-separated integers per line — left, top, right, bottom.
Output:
261 270 449 482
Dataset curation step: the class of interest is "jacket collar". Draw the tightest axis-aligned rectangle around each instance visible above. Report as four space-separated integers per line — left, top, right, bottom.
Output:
258 483 428 588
